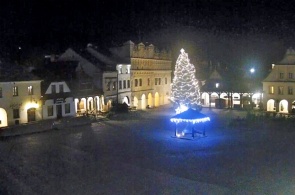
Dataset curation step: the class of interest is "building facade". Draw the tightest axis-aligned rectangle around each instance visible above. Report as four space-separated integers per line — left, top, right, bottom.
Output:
109 41 172 109
0 80 42 127
263 48 295 113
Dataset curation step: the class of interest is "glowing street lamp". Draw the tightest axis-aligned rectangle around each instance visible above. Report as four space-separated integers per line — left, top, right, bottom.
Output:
250 68 255 74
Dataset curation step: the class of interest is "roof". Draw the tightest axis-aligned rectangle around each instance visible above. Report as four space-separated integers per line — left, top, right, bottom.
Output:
0 61 40 82
278 48 295 65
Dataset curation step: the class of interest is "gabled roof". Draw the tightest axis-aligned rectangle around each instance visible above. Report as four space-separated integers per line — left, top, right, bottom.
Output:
278 48 295 65
209 68 222 80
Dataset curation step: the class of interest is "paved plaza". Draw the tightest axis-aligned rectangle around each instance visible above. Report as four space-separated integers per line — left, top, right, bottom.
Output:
0 106 295 194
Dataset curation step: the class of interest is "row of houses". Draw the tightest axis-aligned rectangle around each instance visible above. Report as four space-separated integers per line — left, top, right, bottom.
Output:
1 41 295 128
0 41 172 127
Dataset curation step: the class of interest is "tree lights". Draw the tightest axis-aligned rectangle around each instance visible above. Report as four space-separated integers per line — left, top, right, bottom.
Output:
170 49 201 113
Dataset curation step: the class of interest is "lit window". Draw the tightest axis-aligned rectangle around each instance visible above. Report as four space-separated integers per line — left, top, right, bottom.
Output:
288 86 293 95
269 86 274 94
216 83 219 88
278 86 284 95
28 86 33 95
13 86 18 96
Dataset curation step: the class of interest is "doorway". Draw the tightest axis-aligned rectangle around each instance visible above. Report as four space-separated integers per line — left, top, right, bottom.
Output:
27 108 36 122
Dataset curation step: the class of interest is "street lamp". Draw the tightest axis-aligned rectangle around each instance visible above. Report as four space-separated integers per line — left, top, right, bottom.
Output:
250 68 255 74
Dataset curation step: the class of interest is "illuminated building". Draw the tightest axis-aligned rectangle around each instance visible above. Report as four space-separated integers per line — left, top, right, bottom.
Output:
109 41 172 109
263 48 295 113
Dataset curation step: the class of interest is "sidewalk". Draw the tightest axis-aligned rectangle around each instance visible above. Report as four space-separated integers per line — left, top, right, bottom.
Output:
0 116 95 138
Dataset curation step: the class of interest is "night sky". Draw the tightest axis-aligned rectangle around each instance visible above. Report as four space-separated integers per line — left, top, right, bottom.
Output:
1 0 295 77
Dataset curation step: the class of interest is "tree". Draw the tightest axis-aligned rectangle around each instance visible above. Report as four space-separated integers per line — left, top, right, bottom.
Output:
171 49 201 113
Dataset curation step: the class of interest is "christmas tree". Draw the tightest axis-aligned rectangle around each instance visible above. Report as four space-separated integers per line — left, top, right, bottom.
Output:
171 49 201 113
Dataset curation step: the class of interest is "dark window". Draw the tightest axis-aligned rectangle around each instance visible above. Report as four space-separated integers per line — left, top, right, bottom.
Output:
139 79 142 86
65 104 70 114
123 80 126 89
119 81 122 89
278 86 284 95
155 78 158 85
13 86 18 96
148 78 150 86
280 73 284 79
165 78 167 84
112 82 116 90
135 79 138 87
48 106 53 116
106 82 111 91
13 109 20 118
159 78 161 85
127 80 130 88
52 85 56 94
59 84 64 93
289 73 293 79
288 86 293 95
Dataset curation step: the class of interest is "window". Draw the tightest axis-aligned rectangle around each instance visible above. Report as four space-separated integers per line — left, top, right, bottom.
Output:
0 87 2 98
13 109 20 118
280 73 284 79
135 79 138 87
289 73 293 79
28 86 33 95
123 80 126 89
106 82 111 91
112 81 116 90
127 80 130 88
155 78 158 85
13 86 18 96
288 86 293 95
139 79 142 86
165 78 167 84
59 84 64 93
269 86 274 94
216 83 219 88
48 105 53 116
118 65 122 74
51 85 56 94
159 78 161 85
119 80 122 89
65 104 70 114
278 86 284 95
148 78 150 86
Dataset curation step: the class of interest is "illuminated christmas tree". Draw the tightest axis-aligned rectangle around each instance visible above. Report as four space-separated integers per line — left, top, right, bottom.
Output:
171 49 201 113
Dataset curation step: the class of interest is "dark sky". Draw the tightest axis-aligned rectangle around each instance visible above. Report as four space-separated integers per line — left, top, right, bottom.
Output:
1 0 295 77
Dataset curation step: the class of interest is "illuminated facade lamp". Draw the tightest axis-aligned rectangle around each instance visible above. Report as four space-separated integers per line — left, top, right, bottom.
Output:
215 83 219 88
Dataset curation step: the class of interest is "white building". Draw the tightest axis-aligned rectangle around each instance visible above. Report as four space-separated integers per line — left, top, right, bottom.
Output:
109 41 172 109
0 80 42 127
42 81 76 119
263 48 295 113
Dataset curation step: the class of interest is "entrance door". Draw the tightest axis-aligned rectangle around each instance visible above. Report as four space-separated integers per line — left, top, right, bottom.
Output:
27 108 36 122
56 105 62 118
